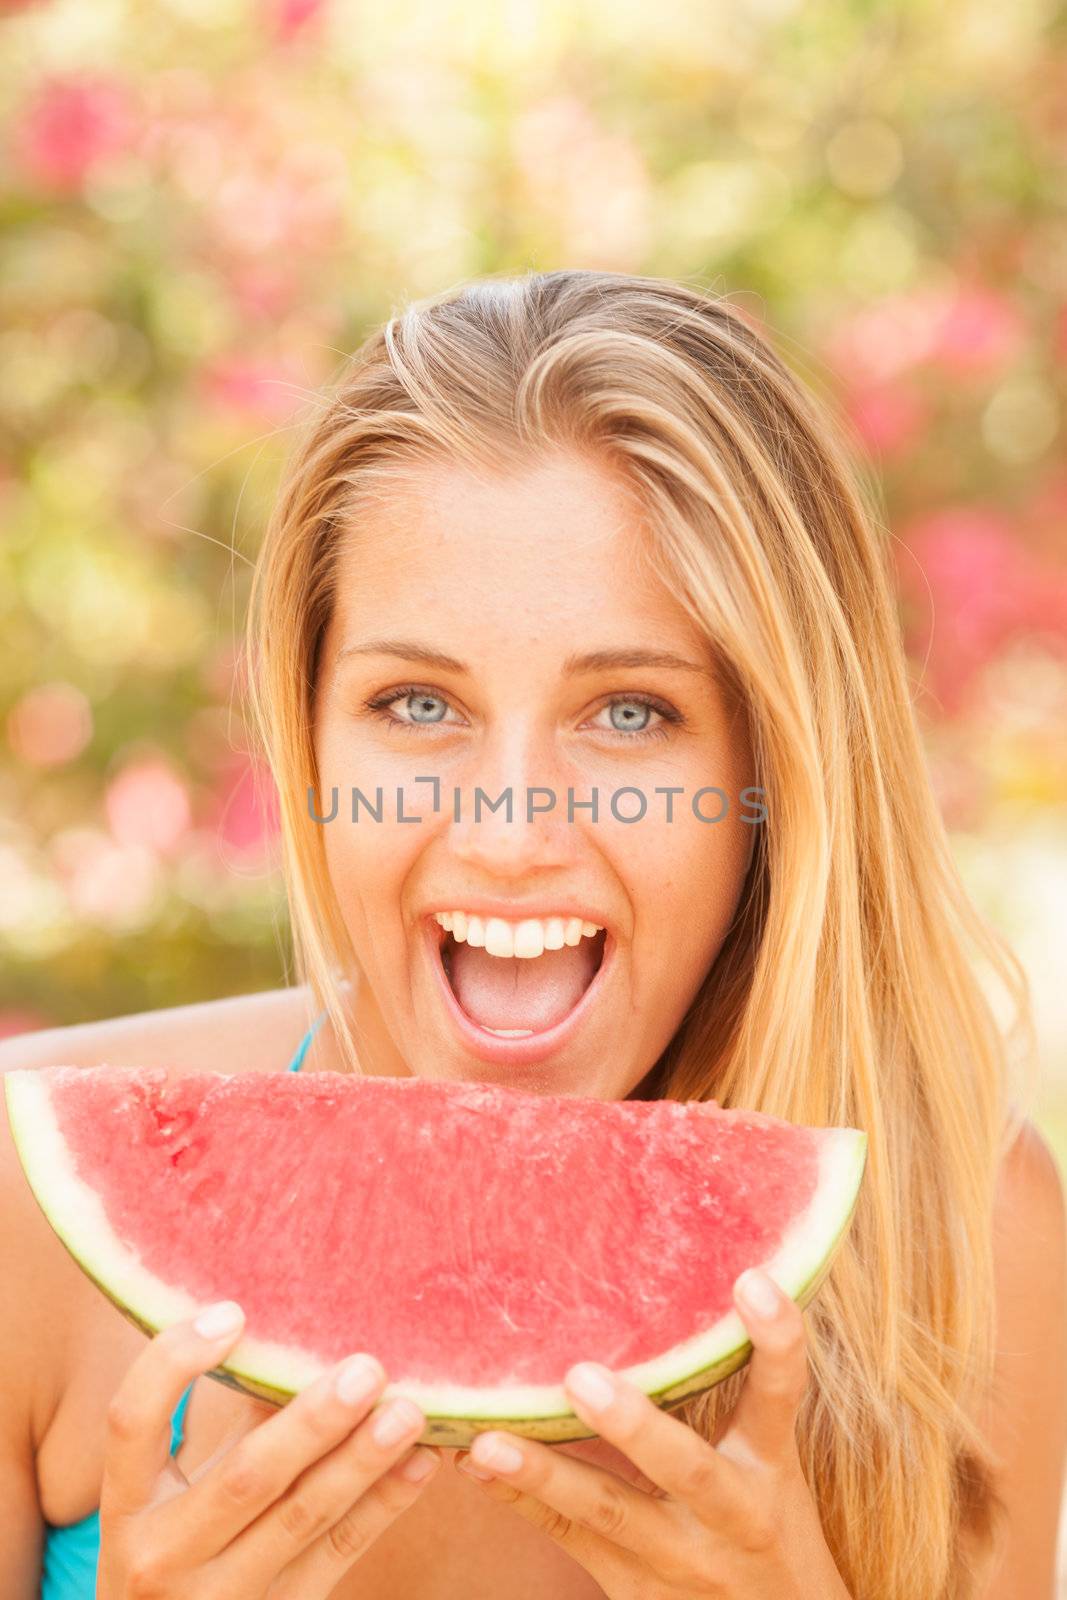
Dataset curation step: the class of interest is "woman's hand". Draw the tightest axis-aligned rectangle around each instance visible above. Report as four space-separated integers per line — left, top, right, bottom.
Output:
97 1301 440 1599
454 1269 852 1599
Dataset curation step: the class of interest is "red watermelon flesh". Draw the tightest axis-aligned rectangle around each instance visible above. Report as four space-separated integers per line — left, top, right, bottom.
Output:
4 1066 867 1446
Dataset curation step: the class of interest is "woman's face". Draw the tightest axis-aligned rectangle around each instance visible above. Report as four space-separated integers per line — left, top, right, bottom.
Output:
312 450 756 1099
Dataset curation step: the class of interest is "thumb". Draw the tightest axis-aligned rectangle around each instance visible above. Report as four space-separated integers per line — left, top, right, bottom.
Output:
724 1269 810 1466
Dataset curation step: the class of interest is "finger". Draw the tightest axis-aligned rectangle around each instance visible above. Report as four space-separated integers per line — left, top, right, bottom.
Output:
262 1445 441 1593
100 1301 246 1518
726 1269 810 1464
211 1394 433 1586
454 1432 674 1568
454 1475 619 1579
158 1350 390 1562
557 1359 754 1535
456 1454 615 1578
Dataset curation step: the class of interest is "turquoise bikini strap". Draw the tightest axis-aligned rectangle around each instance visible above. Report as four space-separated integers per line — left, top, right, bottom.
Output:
170 1382 193 1454
288 1011 326 1073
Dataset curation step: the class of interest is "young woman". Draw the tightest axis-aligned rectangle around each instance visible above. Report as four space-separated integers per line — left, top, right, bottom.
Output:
2 270 1064 1599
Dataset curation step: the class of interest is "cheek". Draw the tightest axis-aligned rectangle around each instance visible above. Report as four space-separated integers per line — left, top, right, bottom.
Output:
313 774 435 970
312 726 386 953
320 815 412 938
626 807 753 982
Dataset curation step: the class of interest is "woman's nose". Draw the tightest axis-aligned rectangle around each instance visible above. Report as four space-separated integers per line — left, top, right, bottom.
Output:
444 736 582 876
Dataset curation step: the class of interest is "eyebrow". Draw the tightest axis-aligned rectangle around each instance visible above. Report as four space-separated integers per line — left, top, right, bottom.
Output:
335 638 710 677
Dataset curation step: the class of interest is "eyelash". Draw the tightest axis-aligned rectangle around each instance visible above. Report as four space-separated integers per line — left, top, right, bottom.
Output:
362 685 683 743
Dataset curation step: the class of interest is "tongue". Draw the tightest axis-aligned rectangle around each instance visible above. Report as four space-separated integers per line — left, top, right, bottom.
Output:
446 938 600 1031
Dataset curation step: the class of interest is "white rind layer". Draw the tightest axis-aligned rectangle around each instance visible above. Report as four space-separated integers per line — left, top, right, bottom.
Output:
4 1068 867 1447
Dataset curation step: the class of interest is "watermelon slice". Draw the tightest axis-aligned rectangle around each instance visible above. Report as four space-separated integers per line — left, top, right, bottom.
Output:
4 1066 866 1447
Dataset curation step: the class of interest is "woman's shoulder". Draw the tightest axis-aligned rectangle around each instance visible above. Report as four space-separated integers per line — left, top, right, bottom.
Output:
991 1113 1066 1337
0 983 321 1078
973 1113 1067 1593
995 1112 1064 1213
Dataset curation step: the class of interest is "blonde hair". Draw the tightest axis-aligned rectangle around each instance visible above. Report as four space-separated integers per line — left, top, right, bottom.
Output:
244 269 1037 1599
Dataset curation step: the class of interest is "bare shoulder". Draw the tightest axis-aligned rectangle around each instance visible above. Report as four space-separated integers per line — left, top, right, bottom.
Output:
996 1112 1065 1212
979 1114 1067 1597
992 1114 1067 1344
0 983 321 1077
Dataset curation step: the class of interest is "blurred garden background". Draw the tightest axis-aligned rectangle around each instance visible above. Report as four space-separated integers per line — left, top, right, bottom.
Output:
1 6 1065 1148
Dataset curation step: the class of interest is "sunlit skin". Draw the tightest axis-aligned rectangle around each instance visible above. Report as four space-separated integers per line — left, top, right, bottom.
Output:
302 452 856 1595
312 450 757 1103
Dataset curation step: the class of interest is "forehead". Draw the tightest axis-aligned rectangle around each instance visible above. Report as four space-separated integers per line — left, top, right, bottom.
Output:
330 452 699 648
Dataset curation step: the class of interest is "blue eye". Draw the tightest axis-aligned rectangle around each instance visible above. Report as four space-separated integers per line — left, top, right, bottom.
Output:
364 686 460 729
592 696 680 742
402 691 449 724
363 686 681 742
600 698 658 734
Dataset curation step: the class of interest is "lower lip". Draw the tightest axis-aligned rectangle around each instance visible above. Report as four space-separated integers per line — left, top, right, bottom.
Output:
421 919 615 1067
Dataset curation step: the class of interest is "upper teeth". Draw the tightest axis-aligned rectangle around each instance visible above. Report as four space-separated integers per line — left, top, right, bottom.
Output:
432 912 604 959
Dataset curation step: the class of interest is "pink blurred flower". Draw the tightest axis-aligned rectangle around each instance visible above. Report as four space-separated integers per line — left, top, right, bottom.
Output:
823 287 948 384
148 76 345 262
226 262 302 321
896 508 1059 713
12 72 138 193
105 756 192 857
210 754 280 860
208 137 346 257
198 353 309 424
262 0 327 40
931 286 1025 376
53 830 161 928
824 282 1026 387
845 381 929 458
1022 568 1067 646
7 682 92 767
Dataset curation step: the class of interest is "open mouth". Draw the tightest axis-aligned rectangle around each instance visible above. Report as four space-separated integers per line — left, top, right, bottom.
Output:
424 915 613 1060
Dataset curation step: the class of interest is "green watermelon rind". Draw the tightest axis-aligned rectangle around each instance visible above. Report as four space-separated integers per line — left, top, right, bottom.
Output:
3 1068 867 1449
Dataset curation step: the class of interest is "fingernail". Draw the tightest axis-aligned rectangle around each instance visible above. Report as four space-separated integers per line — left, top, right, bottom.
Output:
372 1398 422 1447
193 1301 244 1341
473 1435 523 1473
401 1447 438 1483
736 1269 779 1318
335 1354 385 1406
566 1362 616 1412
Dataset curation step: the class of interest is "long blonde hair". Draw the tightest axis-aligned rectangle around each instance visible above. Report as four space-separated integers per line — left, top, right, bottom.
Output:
244 269 1037 1599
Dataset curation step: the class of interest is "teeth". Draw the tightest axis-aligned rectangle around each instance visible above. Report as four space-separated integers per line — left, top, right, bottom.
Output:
432 910 604 958
513 920 544 959
484 917 514 957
